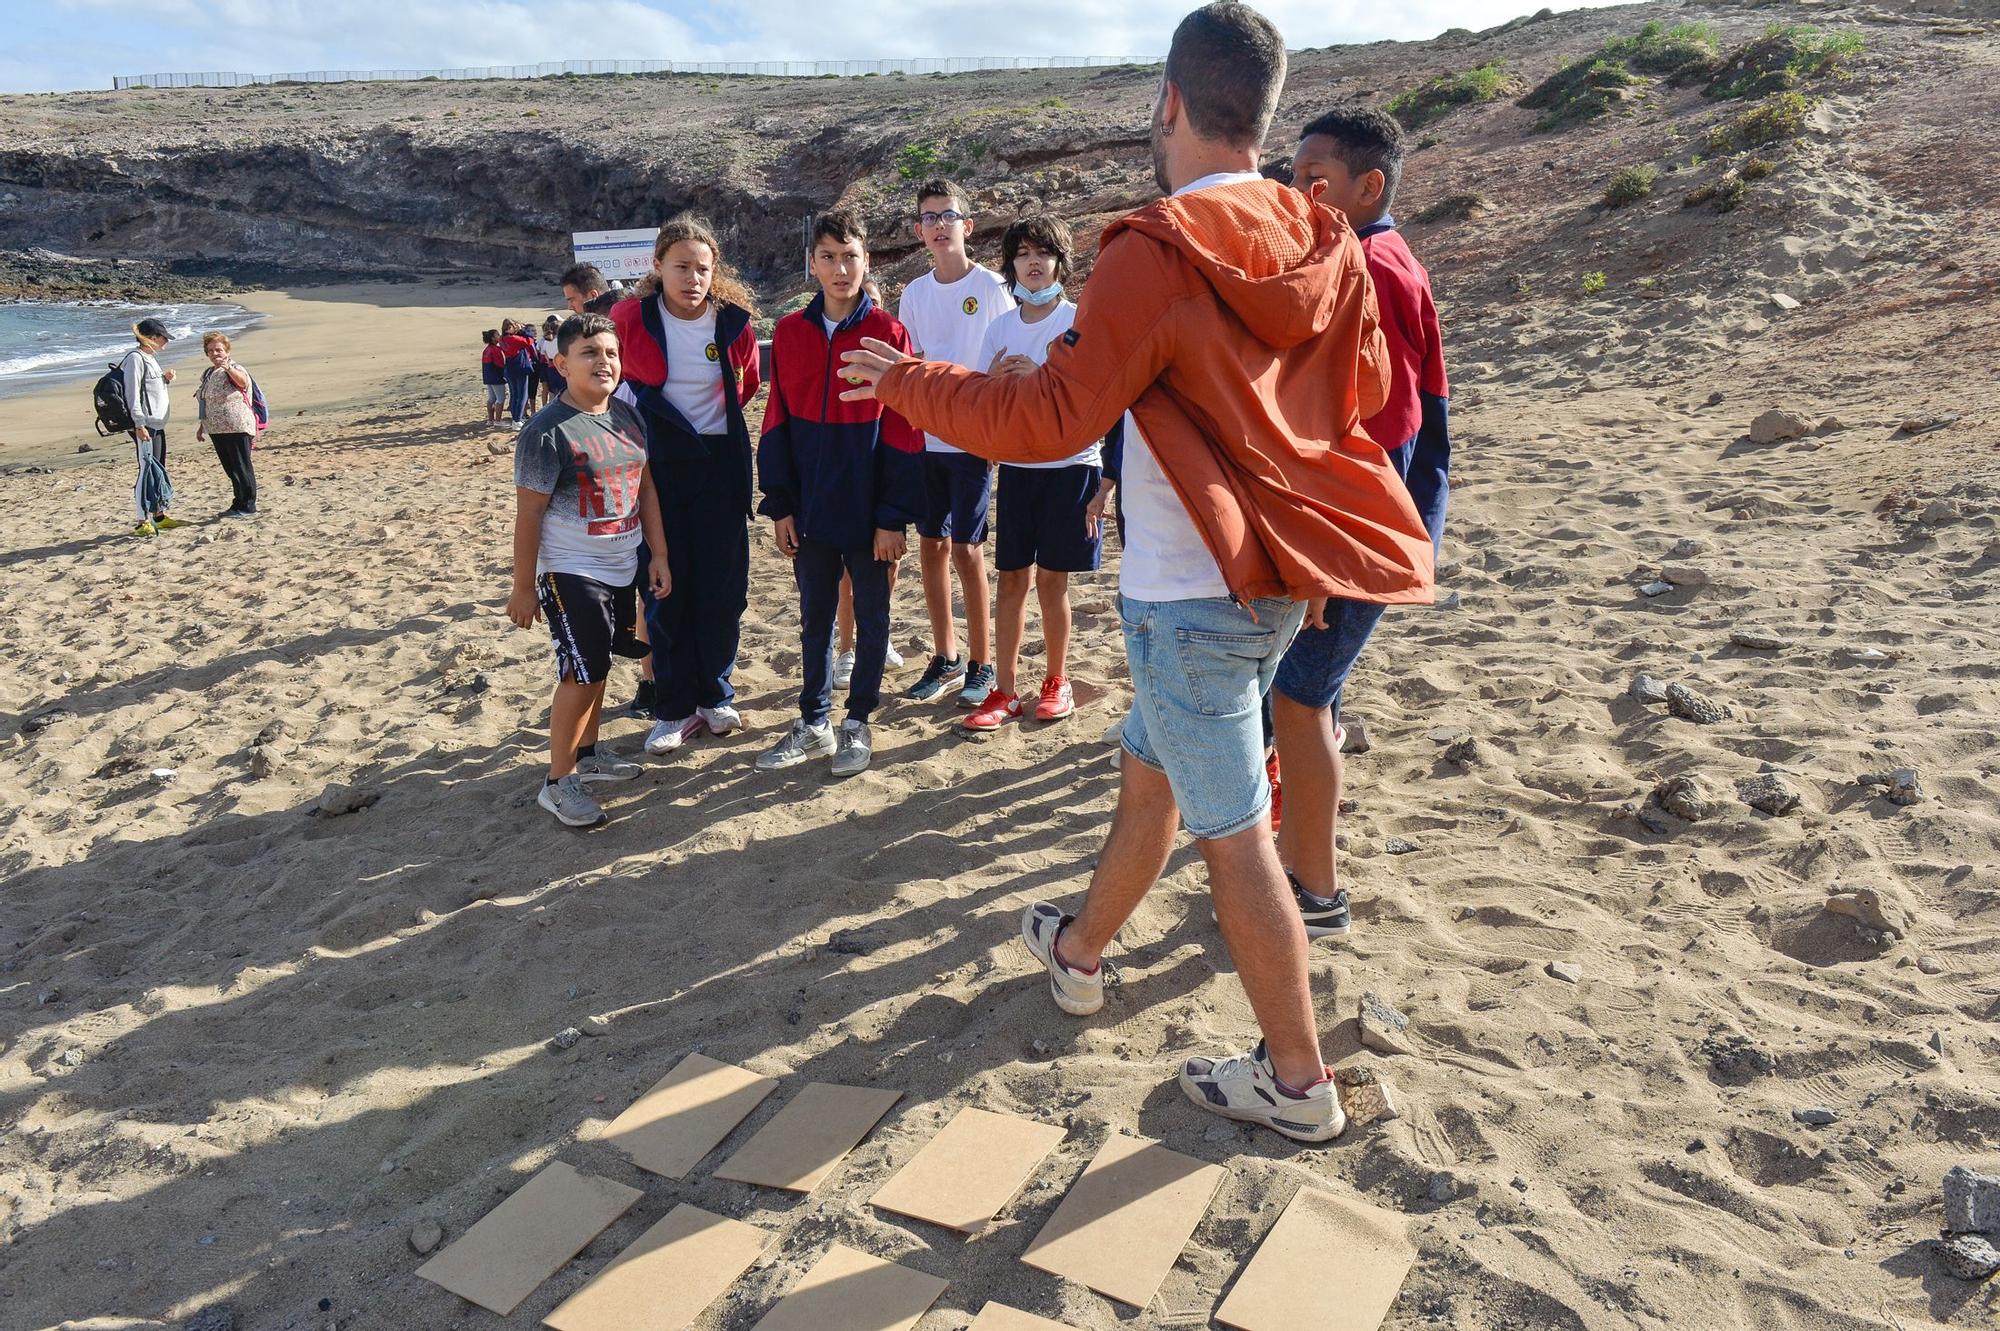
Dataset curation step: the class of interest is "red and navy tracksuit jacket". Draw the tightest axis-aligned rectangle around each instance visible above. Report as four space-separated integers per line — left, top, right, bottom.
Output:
609 294 762 512
757 292 925 550
1357 216 1450 550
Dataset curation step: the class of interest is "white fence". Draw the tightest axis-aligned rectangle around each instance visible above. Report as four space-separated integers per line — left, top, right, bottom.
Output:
111 55 1160 90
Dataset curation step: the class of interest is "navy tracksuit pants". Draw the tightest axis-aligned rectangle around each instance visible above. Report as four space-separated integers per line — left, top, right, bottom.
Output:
795 538 891 727
644 448 750 722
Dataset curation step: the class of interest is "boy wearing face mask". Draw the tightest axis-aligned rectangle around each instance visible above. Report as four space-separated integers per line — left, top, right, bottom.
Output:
961 216 1113 732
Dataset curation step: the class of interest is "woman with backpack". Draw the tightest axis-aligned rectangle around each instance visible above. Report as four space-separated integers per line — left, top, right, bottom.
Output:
194 331 260 517
499 319 536 423
120 317 184 537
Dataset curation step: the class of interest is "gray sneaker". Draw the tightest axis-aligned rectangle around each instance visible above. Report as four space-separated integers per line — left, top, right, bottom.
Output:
831 718 872 776
573 751 642 783
537 773 606 828
1178 1040 1345 1143
757 719 834 771
1020 902 1105 1016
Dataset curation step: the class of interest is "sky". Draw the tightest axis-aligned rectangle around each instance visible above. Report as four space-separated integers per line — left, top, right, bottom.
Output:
0 1 1623 94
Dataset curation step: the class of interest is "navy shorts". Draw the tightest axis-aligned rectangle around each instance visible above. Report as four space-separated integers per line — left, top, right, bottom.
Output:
996 463 1103 573
537 571 645 684
919 451 993 544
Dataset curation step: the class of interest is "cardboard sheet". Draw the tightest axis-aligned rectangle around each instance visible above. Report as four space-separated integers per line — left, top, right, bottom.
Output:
967 1303 1079 1331
1214 1186 1417 1331
747 1243 947 1331
601 1052 778 1179
415 1161 641 1315
1019 1133 1226 1309
543 1203 771 1331
714 1083 900 1193
869 1107 1065 1233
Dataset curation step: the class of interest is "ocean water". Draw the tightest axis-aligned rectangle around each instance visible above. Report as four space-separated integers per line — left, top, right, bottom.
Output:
0 300 261 398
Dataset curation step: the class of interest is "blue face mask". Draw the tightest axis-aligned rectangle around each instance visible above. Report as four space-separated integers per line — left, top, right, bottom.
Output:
1013 281 1064 307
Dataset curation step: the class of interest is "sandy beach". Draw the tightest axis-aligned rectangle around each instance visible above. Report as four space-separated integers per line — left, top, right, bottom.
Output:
0 263 1994 1331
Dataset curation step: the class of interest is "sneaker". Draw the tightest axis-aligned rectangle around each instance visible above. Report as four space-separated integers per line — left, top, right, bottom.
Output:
537 774 607 828
832 650 856 689
1211 870 1351 939
573 751 642 783
885 643 905 669
132 520 157 538
626 678 656 720
645 714 704 755
907 654 965 702
831 718 872 776
1034 676 1075 722
699 704 743 736
958 661 997 708
1267 751 1283 832
1019 902 1104 1016
153 515 188 531
1289 870 1351 937
1178 1040 1345 1143
962 689 1022 733
756 718 835 771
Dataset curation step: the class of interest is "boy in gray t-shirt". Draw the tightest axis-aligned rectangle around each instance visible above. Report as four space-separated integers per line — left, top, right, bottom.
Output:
507 313 671 828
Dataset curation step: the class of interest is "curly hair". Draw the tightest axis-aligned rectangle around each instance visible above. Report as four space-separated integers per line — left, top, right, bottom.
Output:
636 214 760 318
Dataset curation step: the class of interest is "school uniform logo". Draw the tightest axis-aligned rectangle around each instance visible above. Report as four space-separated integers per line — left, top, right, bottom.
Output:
704 343 720 362
962 296 980 316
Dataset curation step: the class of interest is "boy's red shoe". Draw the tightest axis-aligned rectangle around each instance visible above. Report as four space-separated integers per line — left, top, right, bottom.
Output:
1035 676 1075 721
962 689 1023 732
1267 750 1283 831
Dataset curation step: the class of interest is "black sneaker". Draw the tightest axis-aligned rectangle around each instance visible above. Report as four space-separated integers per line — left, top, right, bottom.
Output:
626 677 656 719
1290 871 1351 938
906 654 966 702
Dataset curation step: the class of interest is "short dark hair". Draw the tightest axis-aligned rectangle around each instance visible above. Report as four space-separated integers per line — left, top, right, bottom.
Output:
915 178 969 212
555 312 616 356
811 209 868 249
560 262 606 295
1165 3 1288 151
1299 107 1405 210
1000 216 1074 286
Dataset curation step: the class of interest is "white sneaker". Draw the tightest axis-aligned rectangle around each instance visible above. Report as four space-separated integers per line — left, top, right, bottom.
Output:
1019 902 1105 1016
885 643 905 669
645 715 704 754
699 704 742 735
832 650 856 689
1178 1041 1346 1143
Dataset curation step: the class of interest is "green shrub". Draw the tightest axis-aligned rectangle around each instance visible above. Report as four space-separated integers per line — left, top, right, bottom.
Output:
1710 90 1815 152
1414 192 1492 224
1682 176 1748 212
1707 24 1862 100
1603 164 1660 207
1521 22 1724 130
1385 59 1514 129
1582 271 1609 295
1739 156 1776 180
896 140 945 180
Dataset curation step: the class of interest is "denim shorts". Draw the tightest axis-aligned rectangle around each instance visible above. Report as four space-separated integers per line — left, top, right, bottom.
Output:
1119 594 1306 840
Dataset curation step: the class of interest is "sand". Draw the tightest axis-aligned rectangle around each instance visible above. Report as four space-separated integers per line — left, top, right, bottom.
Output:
0 243 1996 1331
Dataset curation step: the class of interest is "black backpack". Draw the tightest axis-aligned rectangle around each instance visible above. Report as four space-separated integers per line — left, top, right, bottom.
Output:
92 360 135 436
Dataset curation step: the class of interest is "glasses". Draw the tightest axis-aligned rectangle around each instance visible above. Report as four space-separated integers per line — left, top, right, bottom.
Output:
919 210 966 226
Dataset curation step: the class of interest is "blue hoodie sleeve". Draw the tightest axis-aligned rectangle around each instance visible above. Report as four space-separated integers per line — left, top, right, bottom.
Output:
1101 414 1124 484
871 429 925 534
755 334 798 521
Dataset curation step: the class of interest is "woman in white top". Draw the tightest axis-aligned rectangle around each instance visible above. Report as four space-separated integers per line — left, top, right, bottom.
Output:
193 331 259 517
121 317 184 537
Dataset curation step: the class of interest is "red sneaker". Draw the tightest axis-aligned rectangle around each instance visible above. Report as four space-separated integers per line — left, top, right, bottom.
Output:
1034 676 1075 721
1267 750 1283 831
962 689 1022 732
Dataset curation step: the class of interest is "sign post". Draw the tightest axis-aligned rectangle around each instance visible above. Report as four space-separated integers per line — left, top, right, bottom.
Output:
571 228 660 283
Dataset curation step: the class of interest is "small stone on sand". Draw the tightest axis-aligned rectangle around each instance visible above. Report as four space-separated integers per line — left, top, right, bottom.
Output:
1547 961 1583 984
409 1221 443 1255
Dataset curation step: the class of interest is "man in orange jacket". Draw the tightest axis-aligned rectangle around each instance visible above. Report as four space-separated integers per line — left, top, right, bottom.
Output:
840 1 1434 1142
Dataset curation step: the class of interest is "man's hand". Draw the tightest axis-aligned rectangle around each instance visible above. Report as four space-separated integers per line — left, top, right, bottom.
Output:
195 428 207 443
160 368 176 384
772 515 800 560
1305 596 1330 631
506 582 541 629
837 338 910 403
874 527 907 562
647 553 671 600
1085 478 1113 540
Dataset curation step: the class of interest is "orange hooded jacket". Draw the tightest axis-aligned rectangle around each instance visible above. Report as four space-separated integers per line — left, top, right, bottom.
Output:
876 178 1436 606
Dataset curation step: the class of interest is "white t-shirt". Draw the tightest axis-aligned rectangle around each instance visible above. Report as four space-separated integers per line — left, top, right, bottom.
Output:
657 297 727 436
1116 169 1265 604
536 334 559 363
973 302 1099 470
898 264 1013 453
